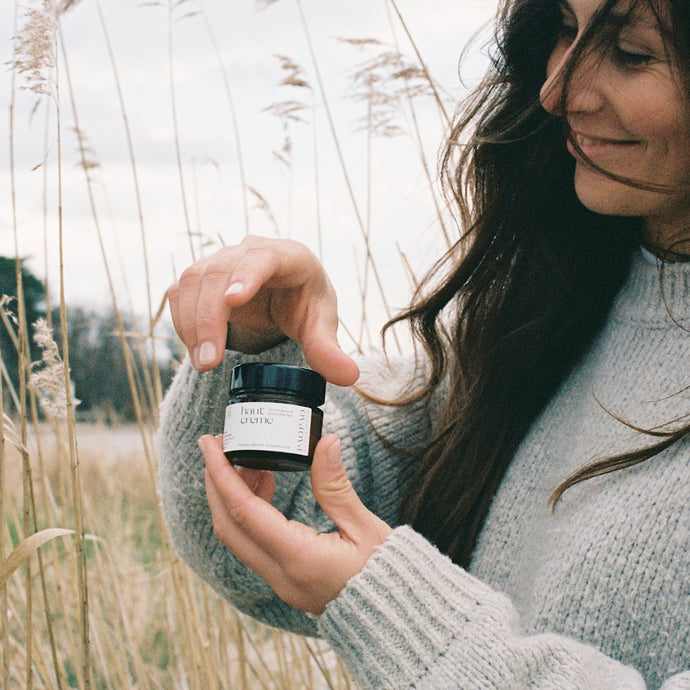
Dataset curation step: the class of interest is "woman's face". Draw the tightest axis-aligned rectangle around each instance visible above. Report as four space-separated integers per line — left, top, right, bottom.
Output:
540 0 690 248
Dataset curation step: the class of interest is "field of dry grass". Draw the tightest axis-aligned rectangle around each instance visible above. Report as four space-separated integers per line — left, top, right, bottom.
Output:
2 421 353 689
0 0 477 686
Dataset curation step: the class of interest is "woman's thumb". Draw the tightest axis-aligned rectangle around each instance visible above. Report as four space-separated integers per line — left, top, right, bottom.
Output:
310 435 372 540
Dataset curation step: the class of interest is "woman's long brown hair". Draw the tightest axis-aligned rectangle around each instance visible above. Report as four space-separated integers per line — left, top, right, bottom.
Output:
390 0 690 567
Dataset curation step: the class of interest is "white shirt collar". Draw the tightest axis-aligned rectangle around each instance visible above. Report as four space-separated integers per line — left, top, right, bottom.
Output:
640 245 664 266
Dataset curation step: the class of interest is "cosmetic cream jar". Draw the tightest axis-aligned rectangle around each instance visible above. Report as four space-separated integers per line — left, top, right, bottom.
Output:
223 363 326 471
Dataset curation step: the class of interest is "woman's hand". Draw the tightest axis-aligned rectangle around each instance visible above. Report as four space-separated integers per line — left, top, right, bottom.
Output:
200 433 393 615
168 235 359 386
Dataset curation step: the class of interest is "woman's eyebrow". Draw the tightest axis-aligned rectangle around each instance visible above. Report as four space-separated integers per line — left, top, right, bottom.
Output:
556 0 660 32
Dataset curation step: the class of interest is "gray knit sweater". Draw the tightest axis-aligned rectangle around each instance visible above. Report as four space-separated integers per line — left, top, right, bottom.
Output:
158 252 690 689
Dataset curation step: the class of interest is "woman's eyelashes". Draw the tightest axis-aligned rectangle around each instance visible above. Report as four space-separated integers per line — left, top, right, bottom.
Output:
556 16 657 71
611 43 655 67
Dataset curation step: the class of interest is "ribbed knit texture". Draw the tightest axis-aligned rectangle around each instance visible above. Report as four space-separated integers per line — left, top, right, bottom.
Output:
158 252 689 689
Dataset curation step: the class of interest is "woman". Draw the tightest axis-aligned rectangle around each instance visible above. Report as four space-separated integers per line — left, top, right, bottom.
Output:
158 0 690 686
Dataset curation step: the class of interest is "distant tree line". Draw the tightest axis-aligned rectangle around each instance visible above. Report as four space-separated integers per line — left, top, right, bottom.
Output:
0 256 178 423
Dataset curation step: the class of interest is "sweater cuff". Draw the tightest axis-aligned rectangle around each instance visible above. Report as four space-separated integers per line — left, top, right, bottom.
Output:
317 525 515 688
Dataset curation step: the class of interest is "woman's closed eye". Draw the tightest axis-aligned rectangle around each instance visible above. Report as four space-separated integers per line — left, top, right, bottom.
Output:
612 43 655 68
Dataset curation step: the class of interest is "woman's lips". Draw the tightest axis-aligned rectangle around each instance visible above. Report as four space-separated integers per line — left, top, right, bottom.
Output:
568 130 639 159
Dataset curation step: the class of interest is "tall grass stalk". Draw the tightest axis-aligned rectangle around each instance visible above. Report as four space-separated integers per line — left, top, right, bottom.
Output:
383 1 454 250
388 0 451 126
1 335 8 690
198 2 251 236
264 55 312 240
292 0 400 348
55 32 92 690
342 39 397 350
311 86 325 259
5 11 18 687
168 0 197 262
96 0 163 419
58 22 157 478
10 0 36 684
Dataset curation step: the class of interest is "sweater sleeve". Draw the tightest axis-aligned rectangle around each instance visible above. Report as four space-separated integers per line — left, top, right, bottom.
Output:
157 340 438 637
318 525 690 689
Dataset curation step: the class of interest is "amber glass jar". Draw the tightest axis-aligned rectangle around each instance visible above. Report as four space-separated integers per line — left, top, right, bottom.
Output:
222 363 326 471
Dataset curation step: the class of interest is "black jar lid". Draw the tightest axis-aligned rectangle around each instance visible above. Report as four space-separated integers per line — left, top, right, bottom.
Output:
229 363 326 406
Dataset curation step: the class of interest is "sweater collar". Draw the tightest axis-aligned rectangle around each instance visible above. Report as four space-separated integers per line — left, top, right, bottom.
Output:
611 250 690 328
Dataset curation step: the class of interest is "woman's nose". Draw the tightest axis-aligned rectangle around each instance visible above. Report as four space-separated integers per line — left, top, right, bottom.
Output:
540 44 605 116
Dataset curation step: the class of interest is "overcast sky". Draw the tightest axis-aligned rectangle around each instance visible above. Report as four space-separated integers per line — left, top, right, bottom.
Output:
2 0 499 350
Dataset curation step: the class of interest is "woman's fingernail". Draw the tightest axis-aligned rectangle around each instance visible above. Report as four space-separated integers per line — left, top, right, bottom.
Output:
199 341 217 366
198 434 218 453
225 282 243 296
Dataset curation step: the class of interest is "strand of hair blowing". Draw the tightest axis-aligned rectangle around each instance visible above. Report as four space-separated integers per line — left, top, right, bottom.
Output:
393 0 638 567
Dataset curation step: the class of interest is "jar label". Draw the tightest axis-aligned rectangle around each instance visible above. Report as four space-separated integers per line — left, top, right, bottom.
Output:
223 402 313 456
